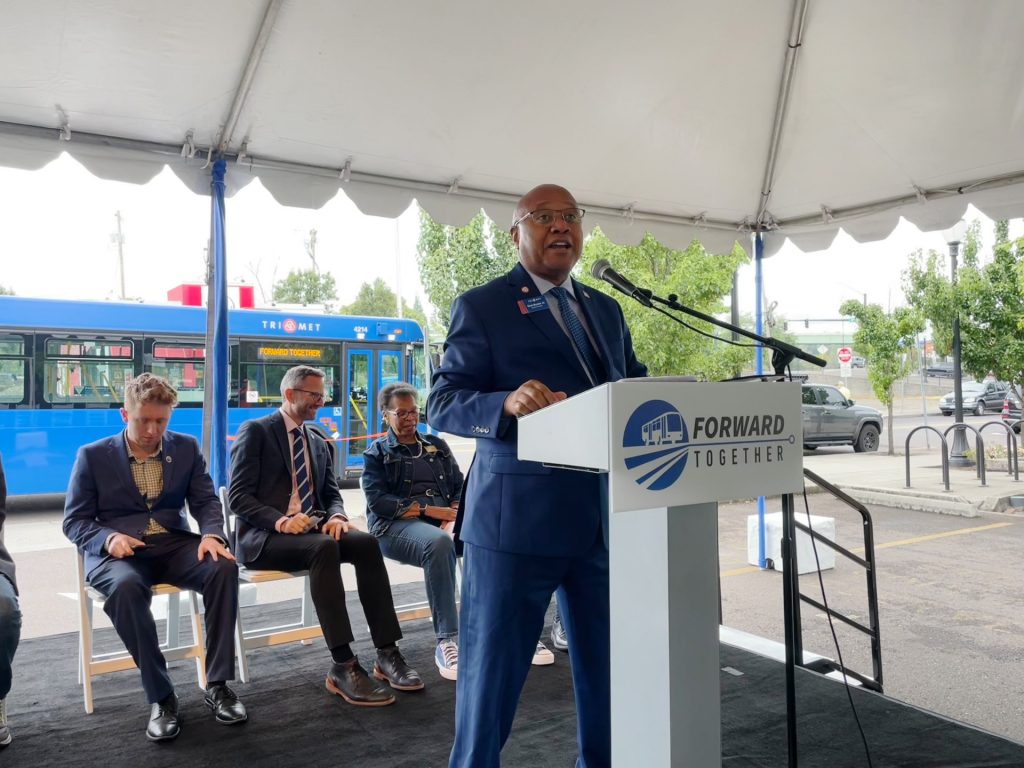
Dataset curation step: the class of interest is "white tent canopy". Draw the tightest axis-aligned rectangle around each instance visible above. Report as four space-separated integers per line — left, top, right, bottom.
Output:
1 0 1022 255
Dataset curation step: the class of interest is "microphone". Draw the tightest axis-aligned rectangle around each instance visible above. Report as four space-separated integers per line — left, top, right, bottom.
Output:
590 259 653 307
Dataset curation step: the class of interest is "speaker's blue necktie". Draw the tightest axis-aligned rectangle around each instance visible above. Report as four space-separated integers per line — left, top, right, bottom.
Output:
291 427 315 515
549 286 604 384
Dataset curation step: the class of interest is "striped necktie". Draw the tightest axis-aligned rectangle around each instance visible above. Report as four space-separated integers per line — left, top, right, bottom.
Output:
291 427 315 515
549 286 605 384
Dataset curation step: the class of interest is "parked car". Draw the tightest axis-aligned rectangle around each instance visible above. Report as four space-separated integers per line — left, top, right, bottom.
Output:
801 384 883 452
925 363 956 378
851 355 866 368
938 380 1008 416
1002 392 1022 433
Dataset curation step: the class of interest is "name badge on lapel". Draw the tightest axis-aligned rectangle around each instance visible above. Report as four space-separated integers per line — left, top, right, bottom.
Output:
517 296 549 315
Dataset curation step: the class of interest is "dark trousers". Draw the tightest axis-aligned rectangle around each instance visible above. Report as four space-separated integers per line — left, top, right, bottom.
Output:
0 575 20 700
246 530 402 651
87 531 239 704
450 531 611 768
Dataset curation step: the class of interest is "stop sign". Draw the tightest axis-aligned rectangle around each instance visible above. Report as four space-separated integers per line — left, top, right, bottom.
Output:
837 347 853 364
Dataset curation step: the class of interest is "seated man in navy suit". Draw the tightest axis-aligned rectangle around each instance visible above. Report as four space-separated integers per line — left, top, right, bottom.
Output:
428 183 647 767
64 373 245 741
229 365 421 708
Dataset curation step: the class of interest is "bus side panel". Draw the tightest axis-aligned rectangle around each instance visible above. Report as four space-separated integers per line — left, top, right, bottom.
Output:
0 410 126 496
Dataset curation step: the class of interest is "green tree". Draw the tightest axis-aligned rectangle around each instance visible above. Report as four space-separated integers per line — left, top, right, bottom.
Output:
957 234 1024 399
416 209 517 332
404 296 430 336
341 279 431 336
994 219 1010 246
839 300 924 455
342 278 400 317
579 229 748 379
902 249 954 358
0 285 13 296
902 220 983 359
272 269 338 308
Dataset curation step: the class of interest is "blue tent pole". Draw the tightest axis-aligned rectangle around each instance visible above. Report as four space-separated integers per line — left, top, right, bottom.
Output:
209 158 229 491
755 231 767 569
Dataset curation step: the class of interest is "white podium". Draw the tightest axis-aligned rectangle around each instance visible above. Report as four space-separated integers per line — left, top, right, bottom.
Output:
518 379 803 767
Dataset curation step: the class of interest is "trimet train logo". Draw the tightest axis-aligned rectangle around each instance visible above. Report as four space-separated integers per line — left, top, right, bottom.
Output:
622 399 796 492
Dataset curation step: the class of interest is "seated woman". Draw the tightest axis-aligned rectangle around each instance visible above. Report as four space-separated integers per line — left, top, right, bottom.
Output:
362 382 462 680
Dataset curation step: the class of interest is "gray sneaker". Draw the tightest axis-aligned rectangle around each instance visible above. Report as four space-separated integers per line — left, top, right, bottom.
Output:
0 698 11 747
551 613 568 652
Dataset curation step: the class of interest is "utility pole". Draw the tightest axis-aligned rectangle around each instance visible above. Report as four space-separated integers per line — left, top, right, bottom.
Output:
305 228 319 274
112 211 126 299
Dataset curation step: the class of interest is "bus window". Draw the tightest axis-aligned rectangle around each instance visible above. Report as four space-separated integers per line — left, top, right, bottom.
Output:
409 343 429 396
43 337 135 405
238 341 339 407
379 350 400 388
0 336 27 405
148 341 205 405
347 350 371 460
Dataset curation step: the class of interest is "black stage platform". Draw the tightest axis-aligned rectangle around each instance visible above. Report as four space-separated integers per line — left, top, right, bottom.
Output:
3 585 1022 767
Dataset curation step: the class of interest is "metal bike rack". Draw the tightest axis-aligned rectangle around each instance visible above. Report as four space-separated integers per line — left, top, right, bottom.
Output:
978 420 1019 482
943 423 987 486
905 426 950 490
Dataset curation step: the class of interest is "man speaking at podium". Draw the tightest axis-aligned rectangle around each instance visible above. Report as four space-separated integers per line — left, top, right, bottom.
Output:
428 183 647 767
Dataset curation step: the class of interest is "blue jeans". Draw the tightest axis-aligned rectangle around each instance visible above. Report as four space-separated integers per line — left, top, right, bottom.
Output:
376 519 458 641
0 575 20 700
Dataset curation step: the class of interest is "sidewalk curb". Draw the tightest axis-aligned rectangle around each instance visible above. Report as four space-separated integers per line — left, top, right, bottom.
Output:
838 485 978 518
813 482 1024 518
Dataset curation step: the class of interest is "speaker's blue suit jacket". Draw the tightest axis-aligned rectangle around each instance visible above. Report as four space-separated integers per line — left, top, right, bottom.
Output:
428 263 646 766
428 263 646 555
63 431 225 575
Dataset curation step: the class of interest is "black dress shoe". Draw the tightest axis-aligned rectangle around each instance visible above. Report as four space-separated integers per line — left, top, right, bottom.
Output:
373 646 425 691
204 683 248 725
326 658 396 707
146 692 180 742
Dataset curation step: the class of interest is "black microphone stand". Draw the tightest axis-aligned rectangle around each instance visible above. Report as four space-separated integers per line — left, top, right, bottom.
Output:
638 287 824 767
647 291 827 378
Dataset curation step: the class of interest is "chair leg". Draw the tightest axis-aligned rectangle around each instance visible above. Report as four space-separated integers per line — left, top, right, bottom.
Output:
235 601 251 684
78 579 95 714
188 591 207 689
166 593 181 649
300 575 315 646
189 591 208 690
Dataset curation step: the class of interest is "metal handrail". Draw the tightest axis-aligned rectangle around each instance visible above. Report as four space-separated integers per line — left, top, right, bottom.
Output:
783 468 884 693
942 423 986 486
905 426 950 490
978 420 1020 481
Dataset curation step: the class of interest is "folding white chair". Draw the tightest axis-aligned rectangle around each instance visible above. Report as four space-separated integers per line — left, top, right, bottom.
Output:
219 487 322 683
75 550 206 714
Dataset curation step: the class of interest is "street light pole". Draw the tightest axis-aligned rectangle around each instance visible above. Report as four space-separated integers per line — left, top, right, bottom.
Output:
945 220 970 465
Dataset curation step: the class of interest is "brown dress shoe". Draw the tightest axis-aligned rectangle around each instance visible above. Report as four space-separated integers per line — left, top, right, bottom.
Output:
326 658 396 707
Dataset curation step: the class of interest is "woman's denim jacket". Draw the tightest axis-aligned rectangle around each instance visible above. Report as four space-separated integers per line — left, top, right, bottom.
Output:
362 429 464 537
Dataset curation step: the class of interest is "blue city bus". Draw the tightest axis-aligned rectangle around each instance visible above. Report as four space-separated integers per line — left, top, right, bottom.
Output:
0 296 428 498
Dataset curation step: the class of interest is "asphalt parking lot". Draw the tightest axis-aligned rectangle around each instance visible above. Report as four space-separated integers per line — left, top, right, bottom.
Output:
718 493 1024 744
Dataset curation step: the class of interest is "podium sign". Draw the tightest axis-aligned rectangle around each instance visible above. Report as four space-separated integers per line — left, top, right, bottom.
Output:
518 379 803 767
519 380 803 511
